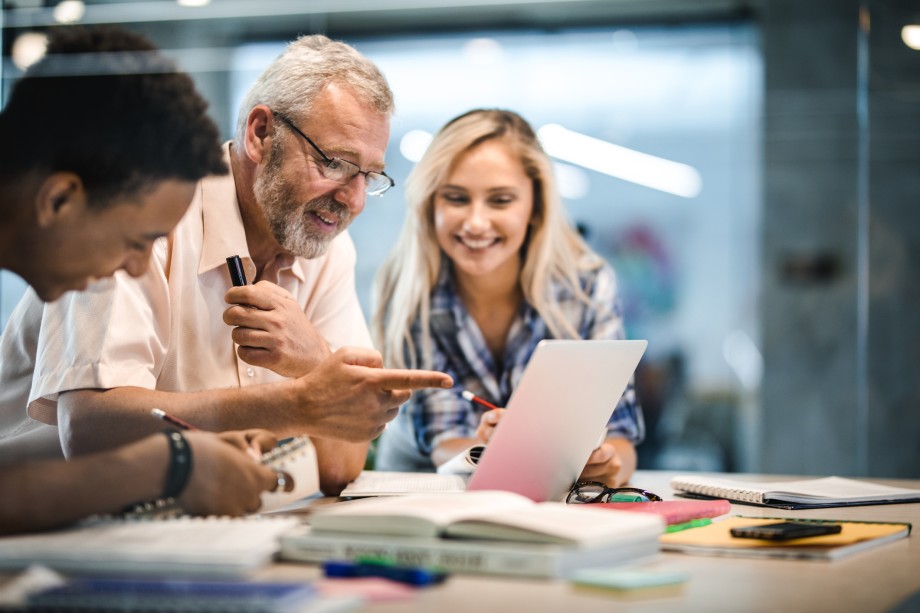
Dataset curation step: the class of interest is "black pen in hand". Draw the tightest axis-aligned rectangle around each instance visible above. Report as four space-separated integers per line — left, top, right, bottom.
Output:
226 255 248 286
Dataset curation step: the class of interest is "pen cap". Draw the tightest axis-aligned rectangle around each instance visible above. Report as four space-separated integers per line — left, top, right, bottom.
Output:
226 255 247 286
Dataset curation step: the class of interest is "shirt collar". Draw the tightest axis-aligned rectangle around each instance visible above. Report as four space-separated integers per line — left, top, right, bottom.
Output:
197 142 305 284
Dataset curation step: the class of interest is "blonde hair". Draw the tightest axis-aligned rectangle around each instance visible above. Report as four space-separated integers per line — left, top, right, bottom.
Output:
372 109 601 370
234 34 393 144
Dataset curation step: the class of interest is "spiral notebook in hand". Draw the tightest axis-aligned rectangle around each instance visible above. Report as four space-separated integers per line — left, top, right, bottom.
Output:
260 436 320 512
671 475 920 509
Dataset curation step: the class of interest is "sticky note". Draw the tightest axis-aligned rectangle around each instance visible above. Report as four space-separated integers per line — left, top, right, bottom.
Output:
570 569 689 591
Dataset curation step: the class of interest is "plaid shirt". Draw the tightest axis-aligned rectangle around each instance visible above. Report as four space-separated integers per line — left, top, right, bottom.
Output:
375 258 644 472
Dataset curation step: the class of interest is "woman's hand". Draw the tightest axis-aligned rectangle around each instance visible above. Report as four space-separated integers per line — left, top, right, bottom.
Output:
578 437 637 488
475 408 505 443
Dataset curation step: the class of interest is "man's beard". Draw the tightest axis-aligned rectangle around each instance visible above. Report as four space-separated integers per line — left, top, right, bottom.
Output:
254 144 352 259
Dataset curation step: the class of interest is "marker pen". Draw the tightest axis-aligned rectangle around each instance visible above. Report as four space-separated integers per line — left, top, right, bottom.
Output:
226 255 248 286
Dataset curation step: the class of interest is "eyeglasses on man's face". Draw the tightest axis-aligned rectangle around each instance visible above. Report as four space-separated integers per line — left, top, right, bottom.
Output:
566 481 663 504
273 112 395 197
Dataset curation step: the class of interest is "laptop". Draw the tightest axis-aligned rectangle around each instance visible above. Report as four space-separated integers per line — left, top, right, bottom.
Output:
340 339 648 501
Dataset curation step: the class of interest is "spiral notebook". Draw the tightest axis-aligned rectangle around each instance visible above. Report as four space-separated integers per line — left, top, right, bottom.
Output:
259 436 320 511
670 475 920 509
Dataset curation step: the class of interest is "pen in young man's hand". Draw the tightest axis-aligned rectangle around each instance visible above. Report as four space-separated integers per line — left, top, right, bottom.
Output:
461 390 500 411
151 408 264 462
151 408 198 431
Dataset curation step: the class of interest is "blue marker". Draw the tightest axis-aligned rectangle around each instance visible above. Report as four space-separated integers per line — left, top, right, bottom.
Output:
322 560 448 587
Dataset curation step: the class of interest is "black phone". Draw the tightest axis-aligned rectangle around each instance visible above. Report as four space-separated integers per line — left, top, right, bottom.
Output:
730 521 842 541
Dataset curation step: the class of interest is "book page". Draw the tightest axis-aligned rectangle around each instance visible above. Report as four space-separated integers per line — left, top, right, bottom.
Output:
671 475 920 504
309 491 535 538
444 503 665 546
0 517 300 578
763 477 920 501
340 471 467 497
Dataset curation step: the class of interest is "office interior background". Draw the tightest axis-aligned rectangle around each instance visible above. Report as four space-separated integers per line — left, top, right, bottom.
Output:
1 0 917 478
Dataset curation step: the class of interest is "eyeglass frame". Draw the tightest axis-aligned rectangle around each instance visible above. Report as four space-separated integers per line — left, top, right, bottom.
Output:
565 480 663 504
272 111 395 197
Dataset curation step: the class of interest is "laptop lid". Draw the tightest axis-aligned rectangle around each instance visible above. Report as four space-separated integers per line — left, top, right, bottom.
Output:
466 339 647 502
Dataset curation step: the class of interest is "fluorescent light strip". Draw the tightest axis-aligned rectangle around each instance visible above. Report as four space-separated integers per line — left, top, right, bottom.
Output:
903 25 920 50
538 123 702 198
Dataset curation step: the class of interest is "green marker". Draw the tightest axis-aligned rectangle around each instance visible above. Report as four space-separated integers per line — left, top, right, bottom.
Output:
665 518 713 533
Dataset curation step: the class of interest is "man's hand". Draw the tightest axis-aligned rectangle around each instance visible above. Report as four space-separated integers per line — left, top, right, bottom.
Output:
224 281 330 377
179 431 279 516
295 347 453 442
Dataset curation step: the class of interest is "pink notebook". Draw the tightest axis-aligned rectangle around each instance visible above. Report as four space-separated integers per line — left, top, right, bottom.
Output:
595 499 731 525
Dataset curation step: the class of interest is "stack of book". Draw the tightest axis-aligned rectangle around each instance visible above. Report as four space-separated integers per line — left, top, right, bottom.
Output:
281 491 665 579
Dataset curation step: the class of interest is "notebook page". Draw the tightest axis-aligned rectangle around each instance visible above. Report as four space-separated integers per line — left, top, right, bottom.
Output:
0 516 300 578
670 475 920 504
340 471 468 497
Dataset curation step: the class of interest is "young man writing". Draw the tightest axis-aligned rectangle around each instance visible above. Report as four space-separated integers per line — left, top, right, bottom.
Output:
0 26 281 533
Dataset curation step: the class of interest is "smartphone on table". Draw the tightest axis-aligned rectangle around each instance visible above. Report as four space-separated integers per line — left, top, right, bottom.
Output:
730 521 842 540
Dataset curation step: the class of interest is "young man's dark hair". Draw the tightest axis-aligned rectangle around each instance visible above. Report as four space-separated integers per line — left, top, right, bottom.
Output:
0 25 226 208
0 25 228 301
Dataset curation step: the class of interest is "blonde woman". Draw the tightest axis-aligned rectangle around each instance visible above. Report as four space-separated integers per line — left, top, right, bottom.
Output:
372 109 643 487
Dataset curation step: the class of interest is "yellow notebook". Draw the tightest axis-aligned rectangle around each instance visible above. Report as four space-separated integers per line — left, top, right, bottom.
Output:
660 516 911 561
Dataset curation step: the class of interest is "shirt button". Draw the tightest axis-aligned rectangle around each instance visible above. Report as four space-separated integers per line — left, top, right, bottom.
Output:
246 368 255 378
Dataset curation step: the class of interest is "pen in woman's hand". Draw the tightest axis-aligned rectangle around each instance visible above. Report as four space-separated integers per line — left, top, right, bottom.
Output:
151 407 199 431
462 390 500 411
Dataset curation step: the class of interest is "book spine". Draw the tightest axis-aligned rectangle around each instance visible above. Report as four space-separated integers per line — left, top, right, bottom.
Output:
280 539 556 578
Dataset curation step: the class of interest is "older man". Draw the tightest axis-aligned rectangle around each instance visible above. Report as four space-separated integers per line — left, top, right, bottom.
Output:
0 34 451 495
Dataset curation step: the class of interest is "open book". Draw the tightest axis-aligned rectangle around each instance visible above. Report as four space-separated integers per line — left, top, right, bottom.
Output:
670 475 920 509
309 490 664 546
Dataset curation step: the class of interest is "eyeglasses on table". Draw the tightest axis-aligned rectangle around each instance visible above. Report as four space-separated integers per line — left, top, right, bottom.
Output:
566 480 663 504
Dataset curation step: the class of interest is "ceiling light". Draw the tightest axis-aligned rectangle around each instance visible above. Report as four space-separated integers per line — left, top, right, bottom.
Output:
553 162 590 200
400 129 433 163
463 38 504 65
177 0 211 7
53 0 85 23
902 25 920 50
12 32 49 70
538 124 702 198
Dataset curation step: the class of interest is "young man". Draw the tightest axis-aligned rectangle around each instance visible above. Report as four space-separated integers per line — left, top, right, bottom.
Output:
0 34 452 495
0 26 281 533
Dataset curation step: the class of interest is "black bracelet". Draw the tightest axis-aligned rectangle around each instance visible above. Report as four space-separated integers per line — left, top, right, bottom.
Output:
162 430 193 500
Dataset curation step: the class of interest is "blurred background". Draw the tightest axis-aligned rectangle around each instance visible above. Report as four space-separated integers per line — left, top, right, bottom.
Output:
1 0 917 478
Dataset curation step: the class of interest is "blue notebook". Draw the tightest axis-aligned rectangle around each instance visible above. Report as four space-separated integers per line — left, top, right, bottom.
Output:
27 578 317 613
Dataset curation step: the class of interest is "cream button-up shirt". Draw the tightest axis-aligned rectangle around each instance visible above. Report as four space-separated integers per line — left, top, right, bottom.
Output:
0 145 371 457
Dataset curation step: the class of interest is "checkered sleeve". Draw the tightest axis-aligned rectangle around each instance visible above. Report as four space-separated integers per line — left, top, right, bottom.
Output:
583 263 645 445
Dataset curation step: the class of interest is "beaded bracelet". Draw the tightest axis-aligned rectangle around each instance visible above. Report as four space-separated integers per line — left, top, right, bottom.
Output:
162 430 193 500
